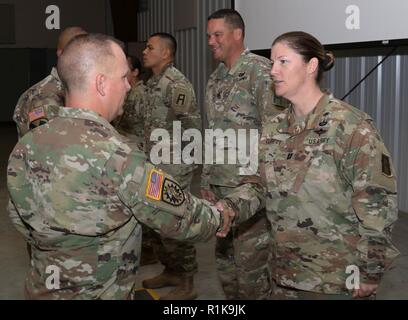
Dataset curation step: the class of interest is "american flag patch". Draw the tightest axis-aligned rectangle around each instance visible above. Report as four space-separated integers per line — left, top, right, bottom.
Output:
28 107 46 122
146 169 164 200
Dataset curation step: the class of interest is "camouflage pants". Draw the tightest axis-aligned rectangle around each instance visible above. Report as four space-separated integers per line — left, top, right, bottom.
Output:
149 230 198 276
211 185 272 300
148 163 198 276
268 281 374 300
141 224 155 251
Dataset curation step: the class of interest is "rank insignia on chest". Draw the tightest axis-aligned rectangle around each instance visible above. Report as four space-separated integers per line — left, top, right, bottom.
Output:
314 128 327 136
146 169 164 200
162 178 185 206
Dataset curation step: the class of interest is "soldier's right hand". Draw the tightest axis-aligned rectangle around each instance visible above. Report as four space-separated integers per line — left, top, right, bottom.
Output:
201 188 218 204
214 200 236 238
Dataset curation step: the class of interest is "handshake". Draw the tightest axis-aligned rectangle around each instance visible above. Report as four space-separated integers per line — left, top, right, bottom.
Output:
201 189 237 238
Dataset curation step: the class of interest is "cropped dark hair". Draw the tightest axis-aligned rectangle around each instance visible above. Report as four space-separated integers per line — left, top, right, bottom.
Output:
149 32 177 57
128 55 143 73
272 31 334 83
208 9 245 38
58 33 124 92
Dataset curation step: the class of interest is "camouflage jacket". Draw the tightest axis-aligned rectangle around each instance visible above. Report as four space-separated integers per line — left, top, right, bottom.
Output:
202 49 284 188
7 107 222 300
144 64 201 154
13 67 64 138
226 94 399 294
112 81 146 152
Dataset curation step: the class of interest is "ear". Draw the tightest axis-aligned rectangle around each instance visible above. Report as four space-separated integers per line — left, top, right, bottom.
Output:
56 48 63 58
307 57 319 76
162 46 171 60
233 28 243 41
96 74 107 96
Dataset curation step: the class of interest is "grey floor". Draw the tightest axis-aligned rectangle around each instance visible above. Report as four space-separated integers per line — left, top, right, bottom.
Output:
1 122 407 300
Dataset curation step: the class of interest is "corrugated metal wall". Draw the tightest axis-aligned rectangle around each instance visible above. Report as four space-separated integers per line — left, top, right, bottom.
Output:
137 2 408 212
321 47 408 212
137 0 232 110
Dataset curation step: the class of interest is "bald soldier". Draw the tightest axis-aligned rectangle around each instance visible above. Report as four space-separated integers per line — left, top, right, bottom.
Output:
141 33 201 300
13 26 86 138
7 33 233 300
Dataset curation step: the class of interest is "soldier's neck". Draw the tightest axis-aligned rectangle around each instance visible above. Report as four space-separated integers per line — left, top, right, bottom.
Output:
291 85 324 117
152 60 173 76
224 46 245 69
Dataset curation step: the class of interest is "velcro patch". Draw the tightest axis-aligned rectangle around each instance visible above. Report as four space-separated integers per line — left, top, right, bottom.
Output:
381 153 392 177
162 178 185 206
28 107 46 123
172 87 191 110
146 169 164 200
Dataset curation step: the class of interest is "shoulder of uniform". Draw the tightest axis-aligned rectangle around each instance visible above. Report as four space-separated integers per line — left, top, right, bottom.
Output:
261 111 287 138
327 98 373 124
246 53 271 68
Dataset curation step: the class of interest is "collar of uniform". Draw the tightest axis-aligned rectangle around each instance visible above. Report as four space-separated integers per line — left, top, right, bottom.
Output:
305 93 331 130
58 107 113 128
151 63 174 83
284 94 330 134
285 107 305 135
134 80 144 88
51 66 61 82
216 48 250 79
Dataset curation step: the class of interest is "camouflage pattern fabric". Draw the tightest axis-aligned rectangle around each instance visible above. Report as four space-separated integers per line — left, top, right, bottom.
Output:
226 93 399 297
212 185 271 299
202 49 283 299
202 49 285 188
112 81 146 152
7 107 223 300
268 281 358 300
13 67 64 138
144 63 201 276
149 231 198 276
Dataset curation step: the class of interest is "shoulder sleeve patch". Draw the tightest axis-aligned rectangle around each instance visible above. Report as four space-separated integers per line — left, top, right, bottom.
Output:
172 86 192 112
162 178 185 206
28 107 49 129
28 107 46 123
146 169 164 200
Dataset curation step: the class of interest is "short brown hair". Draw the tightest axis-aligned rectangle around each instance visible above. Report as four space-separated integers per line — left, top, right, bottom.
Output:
208 9 245 38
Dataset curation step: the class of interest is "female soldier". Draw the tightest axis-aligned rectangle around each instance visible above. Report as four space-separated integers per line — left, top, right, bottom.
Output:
222 31 399 299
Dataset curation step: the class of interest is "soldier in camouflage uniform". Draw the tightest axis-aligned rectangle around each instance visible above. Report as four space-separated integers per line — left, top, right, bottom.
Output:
221 31 399 299
13 26 86 138
7 34 232 300
202 9 284 299
140 32 201 300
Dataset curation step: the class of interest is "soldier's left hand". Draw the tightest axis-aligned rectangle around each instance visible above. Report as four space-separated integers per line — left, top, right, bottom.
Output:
214 200 236 238
352 283 378 299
